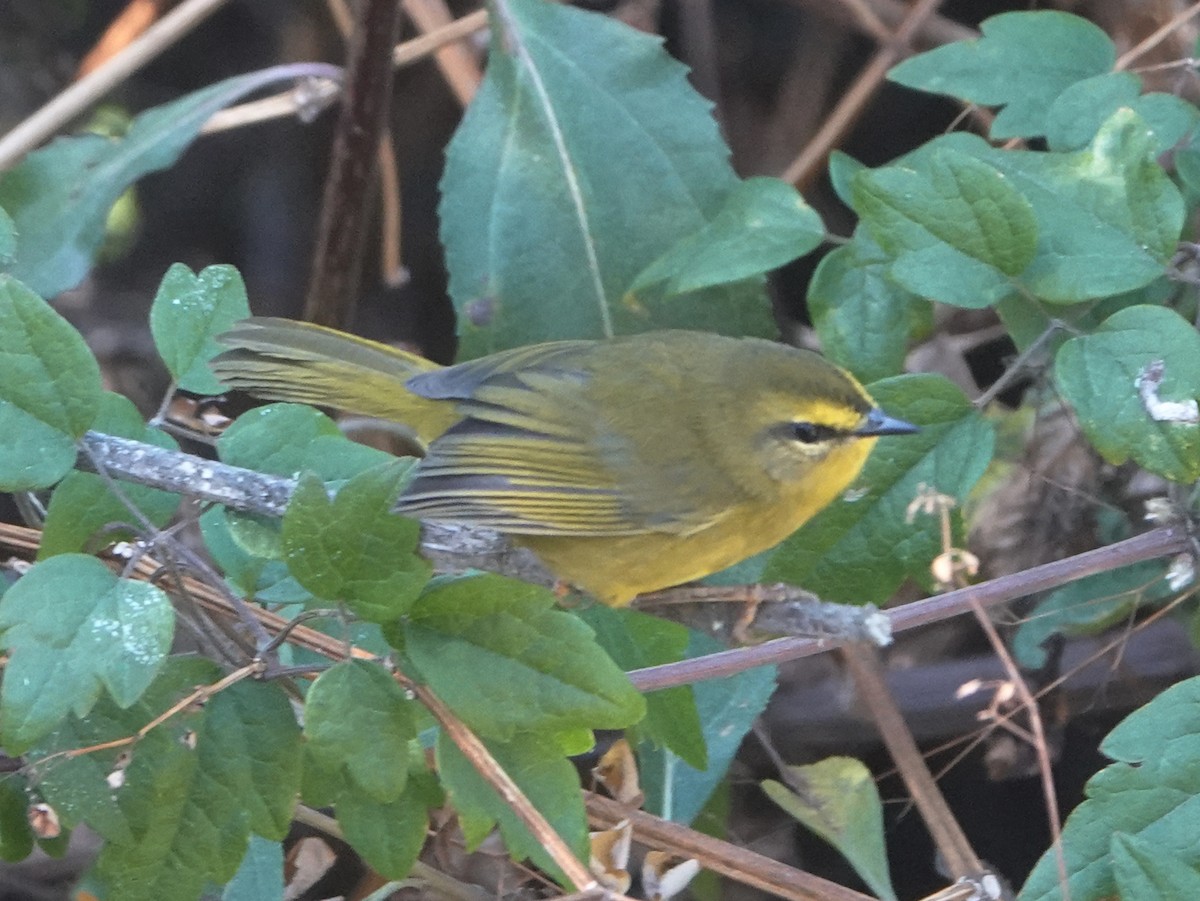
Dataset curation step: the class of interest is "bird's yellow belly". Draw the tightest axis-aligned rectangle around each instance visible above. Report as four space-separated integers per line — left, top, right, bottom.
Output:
520 440 874 605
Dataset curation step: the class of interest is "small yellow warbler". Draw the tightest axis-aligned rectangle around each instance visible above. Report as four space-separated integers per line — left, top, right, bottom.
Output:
212 318 916 605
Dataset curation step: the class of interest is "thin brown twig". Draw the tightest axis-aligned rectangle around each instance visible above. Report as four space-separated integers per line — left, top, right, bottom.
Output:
76 0 168 78
586 793 876 901
0 0 232 170
1115 0 1200 70
303 0 404 327
192 11 491 138
968 597 1070 897
781 0 945 189
27 663 261 769
401 0 484 106
782 0 975 48
840 644 985 881
411 682 598 892
836 0 893 44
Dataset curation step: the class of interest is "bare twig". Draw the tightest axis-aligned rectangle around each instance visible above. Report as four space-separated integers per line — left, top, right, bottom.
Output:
586 793 876 901
1115 0 1200 70
303 0 404 327
0 0 233 169
781 0 946 189
411 682 598 892
401 0 484 106
840 644 985 881
76 0 168 78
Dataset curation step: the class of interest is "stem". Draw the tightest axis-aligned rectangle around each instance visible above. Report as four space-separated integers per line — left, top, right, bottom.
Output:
302 0 404 327
627 526 1192 691
0 0 232 169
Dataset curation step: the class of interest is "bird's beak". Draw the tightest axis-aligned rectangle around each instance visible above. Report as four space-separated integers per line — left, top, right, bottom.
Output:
857 408 919 437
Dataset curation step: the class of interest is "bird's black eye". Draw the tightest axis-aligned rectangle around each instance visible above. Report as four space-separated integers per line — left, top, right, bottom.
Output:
791 422 836 444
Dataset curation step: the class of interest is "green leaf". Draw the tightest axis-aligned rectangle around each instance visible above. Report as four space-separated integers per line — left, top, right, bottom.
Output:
336 771 438 879
96 678 301 901
440 0 771 356
637 629 776 824
218 403 395 480
1045 73 1199 153
577 606 705 769
1013 561 1172 667
436 730 588 880
30 657 218 845
628 177 824 299
150 263 251 395
888 11 1115 139
809 238 930 383
40 392 180 559
30 657 302 901
404 574 646 743
962 110 1183 303
1056 305 1200 482
851 147 1038 308
1112 833 1200 900
995 293 1056 354
0 206 15 270
222 836 283 901
0 275 103 490
282 463 428 622
198 507 311 603
1020 676 1200 900
0 69 327 299
763 374 994 602
0 555 174 752
762 757 896 901
827 151 866 208
304 661 414 802
0 776 33 862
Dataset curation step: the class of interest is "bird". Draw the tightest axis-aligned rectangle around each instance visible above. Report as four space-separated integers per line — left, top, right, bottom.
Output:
212 318 917 605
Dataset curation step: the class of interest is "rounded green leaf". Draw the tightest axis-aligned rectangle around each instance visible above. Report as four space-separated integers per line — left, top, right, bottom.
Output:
282 464 428 622
0 555 173 752
1056 305 1200 482
404 574 645 742
150 263 250 395
809 239 930 383
304 661 414 802
0 275 102 490
888 11 1115 140
852 147 1037 308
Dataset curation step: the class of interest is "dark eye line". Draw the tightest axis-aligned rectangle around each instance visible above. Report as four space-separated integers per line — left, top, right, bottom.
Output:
790 421 843 444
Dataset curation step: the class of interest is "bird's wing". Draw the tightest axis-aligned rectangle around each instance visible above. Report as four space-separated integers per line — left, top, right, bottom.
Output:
396 349 726 537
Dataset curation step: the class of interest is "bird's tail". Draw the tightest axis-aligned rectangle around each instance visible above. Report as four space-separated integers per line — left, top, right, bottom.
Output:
211 317 458 443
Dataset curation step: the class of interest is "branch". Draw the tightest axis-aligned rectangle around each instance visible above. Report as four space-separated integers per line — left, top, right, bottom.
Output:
72 430 1194 692
302 0 404 326
75 431 887 643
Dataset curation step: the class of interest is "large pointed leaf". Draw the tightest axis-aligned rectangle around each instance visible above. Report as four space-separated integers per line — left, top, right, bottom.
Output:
440 0 772 356
0 65 339 299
